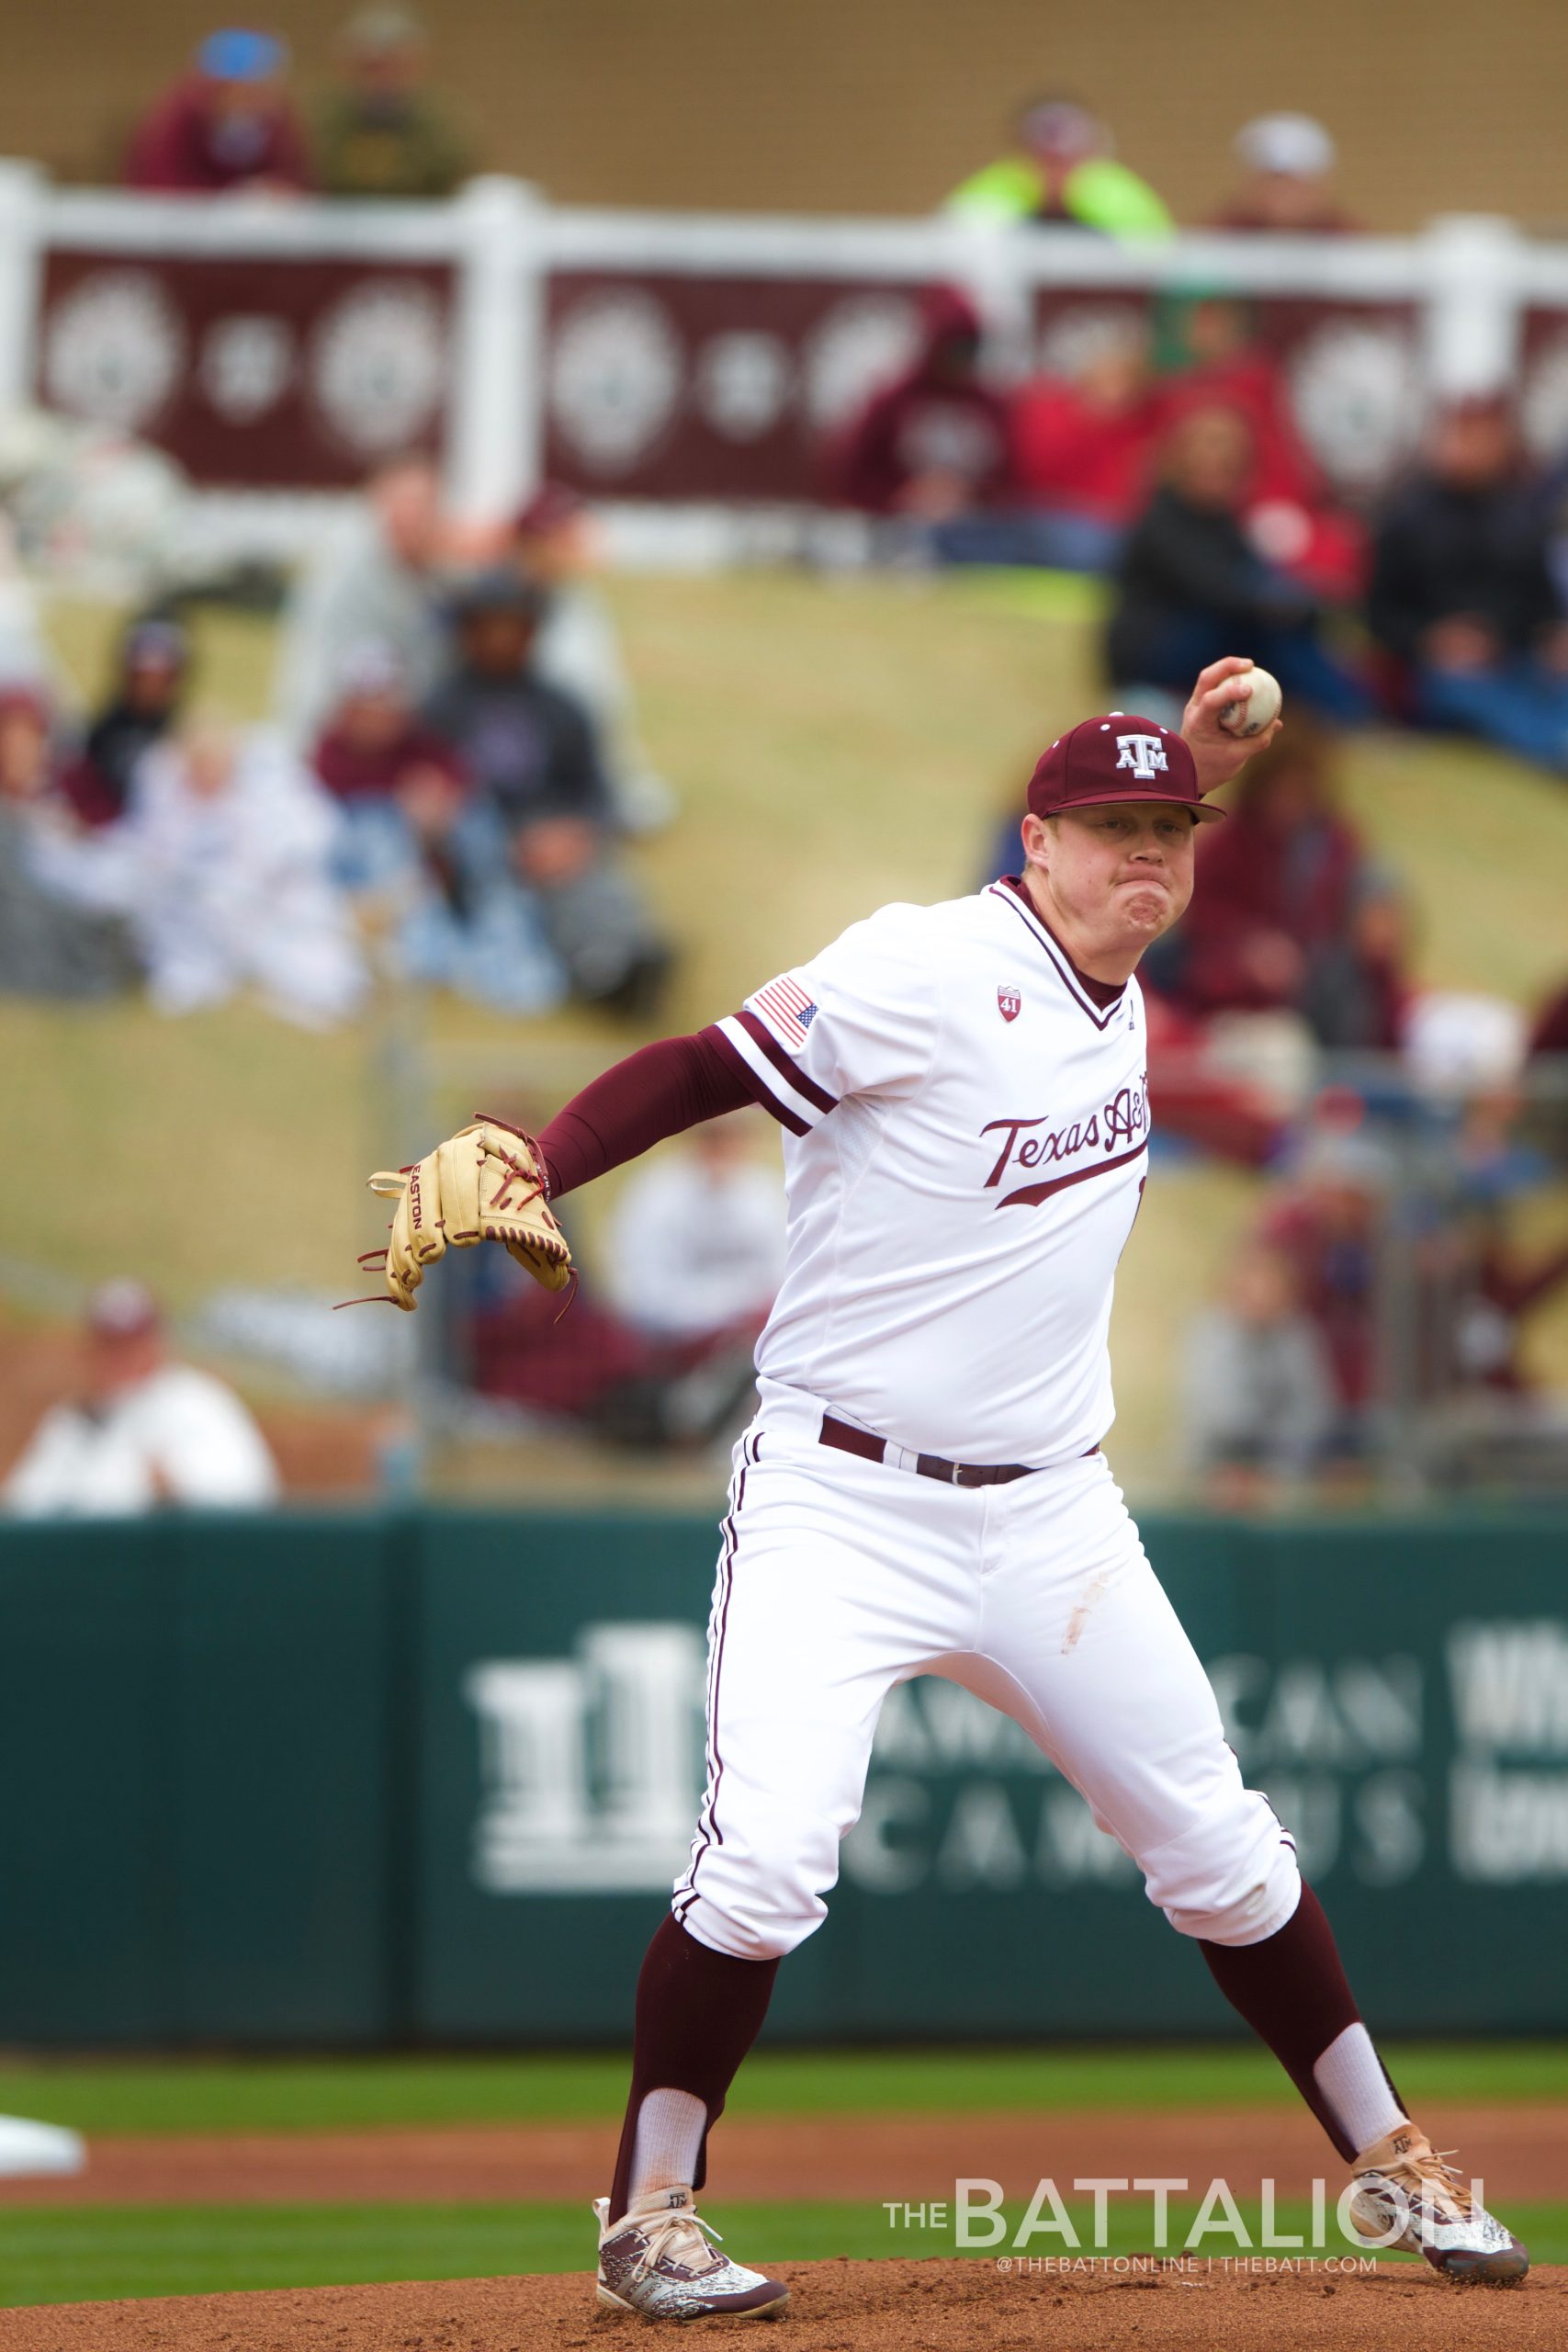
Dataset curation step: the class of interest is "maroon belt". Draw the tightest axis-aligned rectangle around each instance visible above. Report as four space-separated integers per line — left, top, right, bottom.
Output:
819 1411 1043 1488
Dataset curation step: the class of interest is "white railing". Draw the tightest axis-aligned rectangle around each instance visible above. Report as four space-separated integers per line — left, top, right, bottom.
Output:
0 159 1563 534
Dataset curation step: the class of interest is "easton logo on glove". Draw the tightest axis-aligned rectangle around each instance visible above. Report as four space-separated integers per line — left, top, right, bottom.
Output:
358 1115 572 1312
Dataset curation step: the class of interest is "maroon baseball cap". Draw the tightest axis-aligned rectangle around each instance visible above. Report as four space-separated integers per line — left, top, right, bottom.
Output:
1027 713 1224 823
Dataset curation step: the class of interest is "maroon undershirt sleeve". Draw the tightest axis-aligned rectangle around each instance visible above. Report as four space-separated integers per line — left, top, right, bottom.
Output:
537 1025 760 1199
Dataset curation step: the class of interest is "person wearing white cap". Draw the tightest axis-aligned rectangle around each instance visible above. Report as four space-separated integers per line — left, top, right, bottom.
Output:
4 1282 279 1519
1214 114 1357 235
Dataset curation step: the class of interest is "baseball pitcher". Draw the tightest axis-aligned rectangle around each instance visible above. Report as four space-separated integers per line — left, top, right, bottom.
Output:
367 658 1526 2318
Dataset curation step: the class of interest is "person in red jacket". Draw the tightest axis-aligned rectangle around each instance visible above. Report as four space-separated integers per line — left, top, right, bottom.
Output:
125 28 310 195
1010 320 1162 569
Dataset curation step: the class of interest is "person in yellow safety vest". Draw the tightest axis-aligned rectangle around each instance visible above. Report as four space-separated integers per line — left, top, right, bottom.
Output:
945 96 1173 239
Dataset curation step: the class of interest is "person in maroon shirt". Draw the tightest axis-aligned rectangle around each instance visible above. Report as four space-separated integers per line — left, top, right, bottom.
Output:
125 29 311 195
826 287 1014 523
1258 1128 1390 1432
1531 982 1568 1059
311 641 472 917
311 642 463 807
1151 721 1406 1050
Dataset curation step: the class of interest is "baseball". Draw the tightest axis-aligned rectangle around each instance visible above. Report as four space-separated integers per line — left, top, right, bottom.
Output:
1217 664 1282 738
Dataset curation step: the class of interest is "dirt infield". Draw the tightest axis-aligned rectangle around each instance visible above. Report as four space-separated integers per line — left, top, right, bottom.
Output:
4 2259 1562 2351
1 2104 1562 2208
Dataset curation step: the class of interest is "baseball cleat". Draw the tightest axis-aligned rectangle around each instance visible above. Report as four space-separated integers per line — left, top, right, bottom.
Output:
592 2187 790 2321
1347 2123 1529 2283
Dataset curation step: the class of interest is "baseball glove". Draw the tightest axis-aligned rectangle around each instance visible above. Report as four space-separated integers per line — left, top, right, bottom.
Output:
365 1115 572 1312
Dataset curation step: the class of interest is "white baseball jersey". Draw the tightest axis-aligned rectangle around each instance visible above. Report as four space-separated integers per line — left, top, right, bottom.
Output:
715 878 1148 1466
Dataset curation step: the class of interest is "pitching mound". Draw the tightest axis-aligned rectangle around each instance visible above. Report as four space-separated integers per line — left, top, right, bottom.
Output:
4 2260 1562 2349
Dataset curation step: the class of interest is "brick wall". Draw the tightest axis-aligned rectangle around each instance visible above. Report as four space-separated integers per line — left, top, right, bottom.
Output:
4 0 1568 235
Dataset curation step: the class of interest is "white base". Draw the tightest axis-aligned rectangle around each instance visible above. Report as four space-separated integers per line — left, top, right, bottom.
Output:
0 2114 86 2177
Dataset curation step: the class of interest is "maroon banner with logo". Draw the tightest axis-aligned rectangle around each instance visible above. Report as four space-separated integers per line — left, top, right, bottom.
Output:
38 252 455 488
543 270 944 502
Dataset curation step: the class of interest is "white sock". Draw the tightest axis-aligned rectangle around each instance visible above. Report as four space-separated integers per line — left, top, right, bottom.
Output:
1313 2022 1407 2159
628 2087 708 2206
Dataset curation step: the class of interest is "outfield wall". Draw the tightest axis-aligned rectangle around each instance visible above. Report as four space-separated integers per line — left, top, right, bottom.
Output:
2 1508 1564 2046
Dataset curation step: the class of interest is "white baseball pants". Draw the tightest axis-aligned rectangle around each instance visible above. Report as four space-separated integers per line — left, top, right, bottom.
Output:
672 1393 1299 1962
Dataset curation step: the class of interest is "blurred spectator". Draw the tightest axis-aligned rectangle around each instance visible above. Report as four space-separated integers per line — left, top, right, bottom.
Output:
1530 976 1568 1058
1155 292 1366 601
510 485 677 833
1010 318 1161 571
1403 989 1526 1102
0 511 54 692
4 1280 278 1519
1438 1203 1568 1401
1145 723 1406 1049
277 455 451 745
45 716 367 1026
604 1123 785 1343
1258 1126 1393 1428
60 615 190 830
827 288 1015 537
422 572 671 1015
1107 405 1370 722
314 4 468 198
945 97 1172 238
1183 1244 1336 1506
1212 115 1356 234
1369 398 1568 770
125 29 310 195
317 643 560 1012
313 641 461 808
469 1121 783 1449
0 688 135 1000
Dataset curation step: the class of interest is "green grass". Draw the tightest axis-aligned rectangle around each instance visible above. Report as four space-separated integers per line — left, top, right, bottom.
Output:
11 577 1568 1489
0 2043 1563 2137
4 2198 1565 2308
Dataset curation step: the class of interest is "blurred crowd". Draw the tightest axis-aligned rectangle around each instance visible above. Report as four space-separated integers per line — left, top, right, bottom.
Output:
1120 717 1568 1509
110 51 1354 231
120 10 469 200
4 63 1568 1509
0 460 674 1025
831 286 1568 778
943 96 1354 238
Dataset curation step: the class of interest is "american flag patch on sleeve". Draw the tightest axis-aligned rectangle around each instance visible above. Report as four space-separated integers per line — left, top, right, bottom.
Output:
752 975 818 1050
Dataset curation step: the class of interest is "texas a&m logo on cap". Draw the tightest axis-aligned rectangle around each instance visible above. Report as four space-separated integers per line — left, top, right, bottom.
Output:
1024 711 1217 821
1115 733 1168 780
998 984 1021 1023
